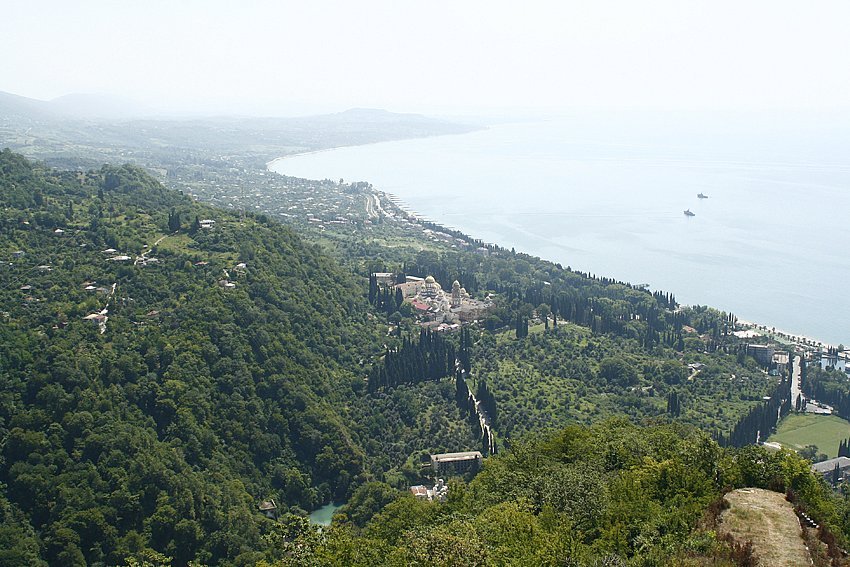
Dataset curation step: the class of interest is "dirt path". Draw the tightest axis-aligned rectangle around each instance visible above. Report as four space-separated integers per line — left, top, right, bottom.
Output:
720 488 811 567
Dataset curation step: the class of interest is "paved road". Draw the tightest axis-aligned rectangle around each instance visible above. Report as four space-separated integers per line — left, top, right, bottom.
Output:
791 356 802 406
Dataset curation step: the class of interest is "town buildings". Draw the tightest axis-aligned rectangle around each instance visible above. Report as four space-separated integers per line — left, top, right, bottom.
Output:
373 272 493 328
431 451 482 477
409 478 449 502
746 344 775 366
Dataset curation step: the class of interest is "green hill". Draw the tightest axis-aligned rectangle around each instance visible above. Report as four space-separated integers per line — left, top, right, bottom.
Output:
259 420 847 566
2 150 848 565
0 150 475 565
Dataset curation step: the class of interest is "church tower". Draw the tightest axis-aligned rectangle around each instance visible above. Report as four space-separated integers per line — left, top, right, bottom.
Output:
451 280 461 308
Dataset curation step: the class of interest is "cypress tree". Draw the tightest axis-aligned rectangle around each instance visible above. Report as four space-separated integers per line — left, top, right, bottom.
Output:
667 390 681 417
368 274 377 304
168 208 181 232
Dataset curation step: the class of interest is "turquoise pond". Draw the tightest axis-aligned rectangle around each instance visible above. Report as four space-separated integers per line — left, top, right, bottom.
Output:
308 502 343 526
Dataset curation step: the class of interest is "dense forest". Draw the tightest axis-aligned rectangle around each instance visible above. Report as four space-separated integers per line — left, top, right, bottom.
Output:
0 151 476 565
257 420 850 566
2 150 848 565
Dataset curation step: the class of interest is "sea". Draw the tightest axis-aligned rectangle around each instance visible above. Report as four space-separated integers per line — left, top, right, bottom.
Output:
270 112 850 346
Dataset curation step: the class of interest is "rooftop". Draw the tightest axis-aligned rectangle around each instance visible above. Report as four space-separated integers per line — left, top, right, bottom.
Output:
811 456 850 474
431 451 482 463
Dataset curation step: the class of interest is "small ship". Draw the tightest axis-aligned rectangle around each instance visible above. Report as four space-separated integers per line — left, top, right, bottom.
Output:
697 193 708 199
684 209 695 217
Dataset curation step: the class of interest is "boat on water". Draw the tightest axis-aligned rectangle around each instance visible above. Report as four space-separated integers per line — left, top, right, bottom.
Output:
684 209 695 217
697 193 709 199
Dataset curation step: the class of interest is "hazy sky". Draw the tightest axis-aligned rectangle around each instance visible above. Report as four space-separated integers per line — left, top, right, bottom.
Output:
3 1 850 116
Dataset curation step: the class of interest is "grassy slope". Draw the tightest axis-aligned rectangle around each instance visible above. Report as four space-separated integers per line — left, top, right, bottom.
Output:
769 413 850 458
720 488 811 567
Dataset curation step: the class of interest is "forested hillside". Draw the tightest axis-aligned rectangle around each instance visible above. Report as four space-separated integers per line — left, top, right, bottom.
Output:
255 420 850 566
2 151 847 566
340 233 783 448
0 150 476 565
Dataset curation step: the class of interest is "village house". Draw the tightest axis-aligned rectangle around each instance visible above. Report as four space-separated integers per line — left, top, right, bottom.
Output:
431 451 482 477
258 500 277 519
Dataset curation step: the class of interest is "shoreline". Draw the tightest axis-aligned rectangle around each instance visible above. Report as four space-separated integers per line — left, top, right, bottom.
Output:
266 126 488 170
266 144 845 351
267 144 376 170
737 319 839 352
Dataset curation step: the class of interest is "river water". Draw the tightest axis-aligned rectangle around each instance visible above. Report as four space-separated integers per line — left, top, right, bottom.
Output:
270 113 850 346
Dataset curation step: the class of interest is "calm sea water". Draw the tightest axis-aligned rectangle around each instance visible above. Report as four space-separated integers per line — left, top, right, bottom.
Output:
271 115 850 345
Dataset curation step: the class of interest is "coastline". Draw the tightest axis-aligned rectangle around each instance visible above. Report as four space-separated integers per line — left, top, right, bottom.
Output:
737 319 839 352
266 143 383 170
266 126 488 170
266 141 845 351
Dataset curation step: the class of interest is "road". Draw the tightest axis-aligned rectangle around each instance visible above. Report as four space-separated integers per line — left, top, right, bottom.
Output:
789 354 833 414
790 356 802 406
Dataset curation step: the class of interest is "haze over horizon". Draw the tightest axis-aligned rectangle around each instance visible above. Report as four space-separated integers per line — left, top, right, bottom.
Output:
4 1 850 118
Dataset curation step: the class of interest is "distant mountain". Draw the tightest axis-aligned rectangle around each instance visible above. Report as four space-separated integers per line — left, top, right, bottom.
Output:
0 90 54 119
0 91 479 129
0 90 151 120
47 92 153 119
0 90 482 169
